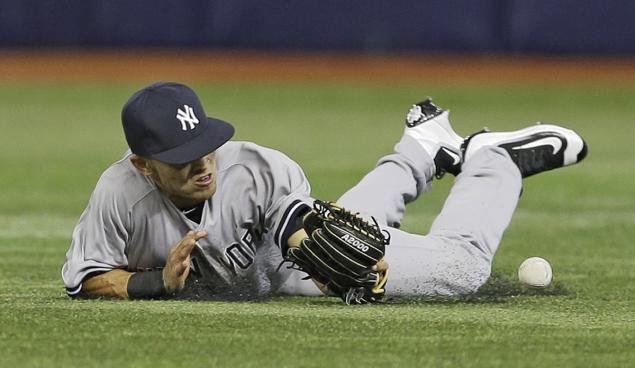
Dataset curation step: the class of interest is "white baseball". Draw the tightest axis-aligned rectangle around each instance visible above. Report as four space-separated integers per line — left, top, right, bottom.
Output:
518 257 553 287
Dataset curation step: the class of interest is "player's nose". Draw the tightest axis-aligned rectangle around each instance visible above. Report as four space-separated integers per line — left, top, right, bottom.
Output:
190 154 212 172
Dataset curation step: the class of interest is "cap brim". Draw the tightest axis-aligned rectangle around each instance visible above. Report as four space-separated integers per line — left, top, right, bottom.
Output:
150 117 235 165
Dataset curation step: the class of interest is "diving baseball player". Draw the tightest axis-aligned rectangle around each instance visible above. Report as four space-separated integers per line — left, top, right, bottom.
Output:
61 82 587 302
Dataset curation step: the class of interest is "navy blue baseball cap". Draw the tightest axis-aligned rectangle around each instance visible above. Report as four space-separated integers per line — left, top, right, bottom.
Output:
121 82 235 165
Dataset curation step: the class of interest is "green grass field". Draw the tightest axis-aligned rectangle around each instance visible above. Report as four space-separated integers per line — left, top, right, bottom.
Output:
1 81 634 367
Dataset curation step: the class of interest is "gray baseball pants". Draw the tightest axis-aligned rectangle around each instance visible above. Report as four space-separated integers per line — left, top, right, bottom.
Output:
337 135 522 296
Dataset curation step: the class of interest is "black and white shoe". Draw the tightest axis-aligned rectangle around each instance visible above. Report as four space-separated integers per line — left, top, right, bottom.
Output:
404 98 463 179
462 123 588 178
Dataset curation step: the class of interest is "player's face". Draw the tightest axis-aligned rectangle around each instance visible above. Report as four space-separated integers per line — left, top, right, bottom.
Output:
147 152 218 209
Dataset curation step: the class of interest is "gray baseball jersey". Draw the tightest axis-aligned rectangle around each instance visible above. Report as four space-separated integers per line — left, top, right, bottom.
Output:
63 134 522 298
62 141 318 297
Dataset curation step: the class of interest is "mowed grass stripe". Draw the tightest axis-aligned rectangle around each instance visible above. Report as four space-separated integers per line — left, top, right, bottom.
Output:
0 214 77 239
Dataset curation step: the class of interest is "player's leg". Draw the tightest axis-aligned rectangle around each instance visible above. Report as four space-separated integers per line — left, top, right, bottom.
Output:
276 268 323 296
337 99 462 227
437 123 588 258
386 124 588 296
385 146 522 295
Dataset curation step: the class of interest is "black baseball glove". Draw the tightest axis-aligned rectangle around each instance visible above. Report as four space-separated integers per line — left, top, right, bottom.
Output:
285 200 390 304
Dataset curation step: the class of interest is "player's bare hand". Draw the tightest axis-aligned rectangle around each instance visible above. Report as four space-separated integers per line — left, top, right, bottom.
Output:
163 230 208 293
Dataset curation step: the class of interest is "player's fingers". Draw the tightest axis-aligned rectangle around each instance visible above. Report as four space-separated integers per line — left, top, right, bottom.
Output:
178 259 190 275
178 230 207 249
180 230 207 254
172 231 194 250
180 259 191 287
170 257 191 281
176 238 196 258
192 230 208 240
170 237 196 262
372 259 389 272
171 230 207 261
183 230 207 240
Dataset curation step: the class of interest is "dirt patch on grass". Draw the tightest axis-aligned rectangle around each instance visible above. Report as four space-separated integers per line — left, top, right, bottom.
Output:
1 49 634 85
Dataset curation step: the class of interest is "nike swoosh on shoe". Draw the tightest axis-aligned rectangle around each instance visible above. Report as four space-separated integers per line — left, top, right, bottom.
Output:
511 137 563 154
441 147 461 165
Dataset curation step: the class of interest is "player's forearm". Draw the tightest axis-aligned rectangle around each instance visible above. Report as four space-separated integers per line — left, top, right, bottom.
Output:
81 269 133 299
81 269 168 299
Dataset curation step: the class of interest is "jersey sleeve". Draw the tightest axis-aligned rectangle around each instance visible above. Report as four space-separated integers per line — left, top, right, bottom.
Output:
265 152 313 249
242 144 313 250
61 174 131 296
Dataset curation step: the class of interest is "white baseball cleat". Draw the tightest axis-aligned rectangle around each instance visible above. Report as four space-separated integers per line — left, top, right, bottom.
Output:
404 98 464 178
462 123 588 177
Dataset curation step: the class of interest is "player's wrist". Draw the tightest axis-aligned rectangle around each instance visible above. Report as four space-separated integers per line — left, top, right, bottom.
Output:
127 270 167 299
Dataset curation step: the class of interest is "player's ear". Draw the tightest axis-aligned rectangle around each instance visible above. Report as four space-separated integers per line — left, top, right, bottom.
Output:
130 155 154 176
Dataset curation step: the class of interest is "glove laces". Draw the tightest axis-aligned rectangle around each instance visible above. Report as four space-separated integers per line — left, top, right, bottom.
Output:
313 200 390 246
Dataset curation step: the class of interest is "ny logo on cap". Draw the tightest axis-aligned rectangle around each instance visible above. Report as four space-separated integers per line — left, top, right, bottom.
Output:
176 105 200 131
